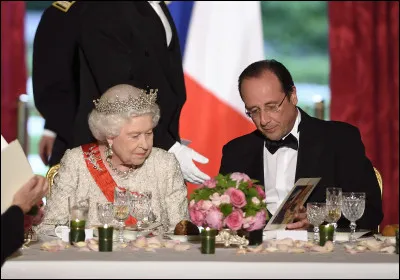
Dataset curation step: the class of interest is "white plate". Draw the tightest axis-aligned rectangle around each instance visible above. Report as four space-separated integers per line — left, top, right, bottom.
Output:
374 234 396 243
165 234 201 242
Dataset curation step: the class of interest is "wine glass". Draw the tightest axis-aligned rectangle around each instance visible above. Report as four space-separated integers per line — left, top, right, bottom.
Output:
342 192 366 243
307 202 326 243
97 202 114 226
130 191 151 229
325 187 342 243
113 187 130 243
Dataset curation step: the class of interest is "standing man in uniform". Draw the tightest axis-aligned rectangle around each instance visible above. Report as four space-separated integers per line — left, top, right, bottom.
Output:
33 1 210 184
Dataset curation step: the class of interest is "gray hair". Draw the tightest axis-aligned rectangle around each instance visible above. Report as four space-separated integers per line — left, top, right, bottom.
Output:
88 84 160 142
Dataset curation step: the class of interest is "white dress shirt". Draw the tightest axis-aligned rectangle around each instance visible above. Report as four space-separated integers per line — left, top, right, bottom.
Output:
43 1 173 138
263 109 301 215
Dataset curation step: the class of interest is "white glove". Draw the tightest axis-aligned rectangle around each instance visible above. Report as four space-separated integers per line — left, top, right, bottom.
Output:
168 141 210 184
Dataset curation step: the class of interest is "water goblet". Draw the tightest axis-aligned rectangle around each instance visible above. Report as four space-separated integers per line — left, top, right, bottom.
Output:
325 187 342 243
113 187 130 243
130 191 151 229
342 192 366 243
97 202 114 226
307 202 326 243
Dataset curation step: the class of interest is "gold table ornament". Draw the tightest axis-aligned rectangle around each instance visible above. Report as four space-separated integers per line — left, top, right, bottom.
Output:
215 228 249 248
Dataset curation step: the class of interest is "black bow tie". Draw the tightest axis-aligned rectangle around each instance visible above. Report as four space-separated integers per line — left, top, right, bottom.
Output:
265 133 298 154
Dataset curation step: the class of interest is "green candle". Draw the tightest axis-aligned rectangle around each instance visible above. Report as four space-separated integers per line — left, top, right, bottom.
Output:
98 226 114 252
319 224 334 246
201 228 217 254
70 219 86 245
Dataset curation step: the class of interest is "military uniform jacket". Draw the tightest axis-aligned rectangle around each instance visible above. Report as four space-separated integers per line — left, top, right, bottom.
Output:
33 1 186 164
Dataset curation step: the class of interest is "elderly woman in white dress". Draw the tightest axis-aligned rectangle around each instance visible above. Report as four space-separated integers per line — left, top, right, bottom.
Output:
38 84 189 234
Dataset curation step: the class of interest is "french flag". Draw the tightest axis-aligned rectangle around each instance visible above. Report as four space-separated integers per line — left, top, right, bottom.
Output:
168 1 264 193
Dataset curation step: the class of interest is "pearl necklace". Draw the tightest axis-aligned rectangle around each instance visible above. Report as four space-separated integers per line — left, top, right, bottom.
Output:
106 156 136 179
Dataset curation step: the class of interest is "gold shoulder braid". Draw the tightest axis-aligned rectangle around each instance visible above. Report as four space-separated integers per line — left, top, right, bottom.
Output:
93 88 158 115
52 1 76 12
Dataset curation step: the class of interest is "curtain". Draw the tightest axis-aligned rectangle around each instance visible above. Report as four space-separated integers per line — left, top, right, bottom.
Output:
329 1 399 229
1 1 26 142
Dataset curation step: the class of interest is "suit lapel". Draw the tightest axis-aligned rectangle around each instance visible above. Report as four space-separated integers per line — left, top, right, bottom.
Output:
295 108 325 181
245 131 266 186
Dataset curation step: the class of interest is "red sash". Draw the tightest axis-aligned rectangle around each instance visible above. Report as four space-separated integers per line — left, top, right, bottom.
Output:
82 143 136 226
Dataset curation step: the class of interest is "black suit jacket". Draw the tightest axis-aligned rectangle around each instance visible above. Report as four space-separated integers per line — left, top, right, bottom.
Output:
33 1 186 165
1 206 24 267
220 108 383 230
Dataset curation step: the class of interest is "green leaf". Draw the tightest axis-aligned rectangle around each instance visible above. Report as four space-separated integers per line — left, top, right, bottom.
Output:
220 204 233 217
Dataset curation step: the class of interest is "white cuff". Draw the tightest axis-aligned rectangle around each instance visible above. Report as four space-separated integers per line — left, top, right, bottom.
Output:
43 129 57 138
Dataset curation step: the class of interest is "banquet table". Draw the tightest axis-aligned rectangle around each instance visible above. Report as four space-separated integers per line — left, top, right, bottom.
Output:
1 237 399 279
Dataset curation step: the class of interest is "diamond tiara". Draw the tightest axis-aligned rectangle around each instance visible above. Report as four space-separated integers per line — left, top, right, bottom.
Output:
93 88 158 115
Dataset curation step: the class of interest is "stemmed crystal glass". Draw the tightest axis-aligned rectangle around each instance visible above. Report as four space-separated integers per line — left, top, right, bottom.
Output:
325 187 342 243
342 192 366 243
113 187 130 243
307 202 326 243
97 202 114 226
129 191 152 229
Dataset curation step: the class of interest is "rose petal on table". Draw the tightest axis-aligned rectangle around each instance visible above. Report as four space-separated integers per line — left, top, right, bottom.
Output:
380 246 395 254
164 240 180 248
133 236 148 248
74 241 87 248
247 244 263 253
288 247 306 253
87 243 99 251
174 244 191 251
236 248 247 255
263 246 279 253
145 247 156 252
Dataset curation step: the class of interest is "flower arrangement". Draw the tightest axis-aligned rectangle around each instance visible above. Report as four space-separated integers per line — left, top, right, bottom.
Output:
189 172 269 231
24 201 45 232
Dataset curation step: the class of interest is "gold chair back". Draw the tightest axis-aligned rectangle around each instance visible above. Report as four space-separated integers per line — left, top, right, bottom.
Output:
45 163 60 197
374 167 383 197
373 167 383 233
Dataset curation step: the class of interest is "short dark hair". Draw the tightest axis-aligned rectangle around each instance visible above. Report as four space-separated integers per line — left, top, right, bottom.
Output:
238 59 295 97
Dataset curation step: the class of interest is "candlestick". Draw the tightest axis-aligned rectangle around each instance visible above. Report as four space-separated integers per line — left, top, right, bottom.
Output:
319 224 334 246
69 219 86 245
98 225 114 252
201 227 217 254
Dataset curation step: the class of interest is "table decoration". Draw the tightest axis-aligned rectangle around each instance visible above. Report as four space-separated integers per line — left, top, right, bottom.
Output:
189 172 268 248
319 224 334 246
201 227 217 254
396 229 398 254
69 219 86 244
98 225 113 252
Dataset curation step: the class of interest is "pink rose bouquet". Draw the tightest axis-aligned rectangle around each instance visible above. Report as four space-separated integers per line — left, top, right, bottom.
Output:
189 172 269 231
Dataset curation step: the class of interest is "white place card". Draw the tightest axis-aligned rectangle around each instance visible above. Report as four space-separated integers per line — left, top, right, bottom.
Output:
1 139 34 214
276 230 308 241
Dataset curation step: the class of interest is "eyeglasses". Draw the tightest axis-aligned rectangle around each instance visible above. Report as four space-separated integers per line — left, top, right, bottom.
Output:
245 95 287 119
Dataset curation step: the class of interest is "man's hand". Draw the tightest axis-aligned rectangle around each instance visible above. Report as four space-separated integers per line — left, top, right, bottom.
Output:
169 142 210 184
39 135 55 165
285 205 310 230
12 175 49 214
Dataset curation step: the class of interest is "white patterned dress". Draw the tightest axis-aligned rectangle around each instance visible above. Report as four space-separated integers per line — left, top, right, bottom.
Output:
37 144 189 235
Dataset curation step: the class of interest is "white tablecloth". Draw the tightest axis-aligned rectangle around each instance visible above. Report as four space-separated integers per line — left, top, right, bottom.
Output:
2 238 399 279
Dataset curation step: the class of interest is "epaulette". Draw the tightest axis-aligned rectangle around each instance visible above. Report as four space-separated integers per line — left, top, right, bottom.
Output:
52 1 76 12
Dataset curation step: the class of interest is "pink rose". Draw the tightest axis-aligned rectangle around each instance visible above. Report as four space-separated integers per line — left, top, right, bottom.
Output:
205 207 223 230
189 207 206 227
246 210 267 231
198 200 213 211
230 172 251 183
203 178 217 188
225 187 247 208
242 216 256 229
255 185 266 200
224 209 244 230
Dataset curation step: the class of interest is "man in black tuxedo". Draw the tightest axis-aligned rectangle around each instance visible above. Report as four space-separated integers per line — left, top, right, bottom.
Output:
33 1 209 184
219 59 383 231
